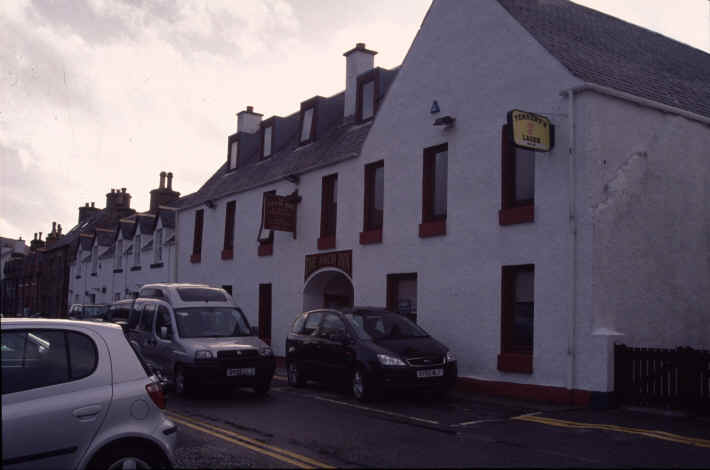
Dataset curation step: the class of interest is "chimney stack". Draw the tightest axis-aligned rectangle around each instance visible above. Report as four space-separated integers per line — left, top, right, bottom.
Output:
237 106 263 134
159 171 166 189
343 42 377 118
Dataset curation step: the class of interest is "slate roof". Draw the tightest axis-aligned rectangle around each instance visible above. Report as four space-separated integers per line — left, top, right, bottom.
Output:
173 67 399 210
497 0 710 119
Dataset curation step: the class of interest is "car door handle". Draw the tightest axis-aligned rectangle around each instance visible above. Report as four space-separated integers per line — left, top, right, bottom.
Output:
73 405 102 419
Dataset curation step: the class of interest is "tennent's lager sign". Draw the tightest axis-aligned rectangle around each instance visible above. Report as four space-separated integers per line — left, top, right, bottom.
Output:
508 109 554 152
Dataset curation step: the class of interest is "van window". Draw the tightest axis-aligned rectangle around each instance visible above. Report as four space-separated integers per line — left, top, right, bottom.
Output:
127 304 142 329
139 304 156 332
176 288 227 302
140 288 165 299
155 306 172 339
174 307 250 338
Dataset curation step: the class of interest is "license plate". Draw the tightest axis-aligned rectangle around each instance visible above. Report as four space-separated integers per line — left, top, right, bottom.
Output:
416 368 444 378
227 368 255 377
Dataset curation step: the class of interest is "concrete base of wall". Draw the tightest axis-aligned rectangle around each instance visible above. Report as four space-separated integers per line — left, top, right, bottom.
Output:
456 376 617 409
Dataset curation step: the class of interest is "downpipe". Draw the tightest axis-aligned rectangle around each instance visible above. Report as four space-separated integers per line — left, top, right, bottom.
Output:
566 89 578 401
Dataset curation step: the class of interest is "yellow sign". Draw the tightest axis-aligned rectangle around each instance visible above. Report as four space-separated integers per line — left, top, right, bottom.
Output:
508 110 553 152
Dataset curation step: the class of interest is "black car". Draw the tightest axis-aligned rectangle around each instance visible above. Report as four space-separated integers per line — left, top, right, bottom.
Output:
285 307 457 401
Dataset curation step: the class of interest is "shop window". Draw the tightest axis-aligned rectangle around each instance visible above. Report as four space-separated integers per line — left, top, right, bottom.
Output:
420 143 448 237
360 160 384 244
386 273 418 323
190 209 204 263
500 124 535 225
228 135 239 171
258 191 275 257
498 264 534 373
318 174 338 250
222 201 236 260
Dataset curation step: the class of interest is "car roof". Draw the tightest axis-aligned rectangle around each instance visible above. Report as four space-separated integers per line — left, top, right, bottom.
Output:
1 317 123 332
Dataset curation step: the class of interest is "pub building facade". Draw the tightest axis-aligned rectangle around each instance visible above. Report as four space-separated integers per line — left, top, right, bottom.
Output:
84 0 710 405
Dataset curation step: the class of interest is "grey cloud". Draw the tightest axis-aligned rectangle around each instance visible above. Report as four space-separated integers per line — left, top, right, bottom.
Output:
28 0 135 43
0 141 74 241
0 18 95 112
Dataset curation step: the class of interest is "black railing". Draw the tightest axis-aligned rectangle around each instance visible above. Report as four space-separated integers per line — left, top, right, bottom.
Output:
615 345 710 414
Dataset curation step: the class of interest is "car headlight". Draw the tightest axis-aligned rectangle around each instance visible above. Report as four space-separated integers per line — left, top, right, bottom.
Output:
195 350 213 360
377 354 407 367
446 350 457 363
259 347 273 357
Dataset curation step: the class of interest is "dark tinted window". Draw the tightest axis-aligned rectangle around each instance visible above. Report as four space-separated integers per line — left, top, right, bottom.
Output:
139 304 156 332
1 330 70 394
140 288 165 299
177 287 227 302
113 305 131 322
67 332 98 380
318 313 346 338
302 312 323 335
345 312 428 340
290 314 307 334
127 304 142 329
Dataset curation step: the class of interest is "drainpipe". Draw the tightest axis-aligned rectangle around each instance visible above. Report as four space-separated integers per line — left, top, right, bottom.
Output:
566 89 577 400
172 210 179 283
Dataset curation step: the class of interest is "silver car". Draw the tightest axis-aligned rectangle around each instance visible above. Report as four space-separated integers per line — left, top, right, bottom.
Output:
1 318 176 470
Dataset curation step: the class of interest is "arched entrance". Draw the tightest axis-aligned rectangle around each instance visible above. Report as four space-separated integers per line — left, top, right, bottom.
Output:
303 268 354 311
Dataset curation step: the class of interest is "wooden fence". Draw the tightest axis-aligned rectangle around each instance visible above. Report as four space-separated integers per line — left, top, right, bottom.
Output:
614 345 710 414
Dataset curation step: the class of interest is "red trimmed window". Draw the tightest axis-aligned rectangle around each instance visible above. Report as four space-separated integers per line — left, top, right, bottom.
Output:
360 160 383 244
498 264 534 373
500 124 534 225
299 99 317 145
356 70 379 122
258 191 275 257
222 200 236 260
318 174 338 250
227 134 239 171
190 209 204 263
261 122 273 159
420 143 448 238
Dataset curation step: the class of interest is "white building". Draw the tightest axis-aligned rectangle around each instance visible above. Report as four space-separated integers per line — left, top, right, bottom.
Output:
73 0 710 406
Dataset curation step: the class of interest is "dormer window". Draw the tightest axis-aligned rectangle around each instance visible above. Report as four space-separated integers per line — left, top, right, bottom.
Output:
357 70 379 122
262 125 273 159
228 135 239 170
300 108 314 143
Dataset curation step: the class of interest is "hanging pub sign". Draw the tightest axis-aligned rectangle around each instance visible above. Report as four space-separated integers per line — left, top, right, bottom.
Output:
263 192 299 235
507 109 554 152
305 250 352 281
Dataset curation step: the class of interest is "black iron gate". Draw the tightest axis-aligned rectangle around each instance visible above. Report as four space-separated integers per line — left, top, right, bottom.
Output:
615 345 710 414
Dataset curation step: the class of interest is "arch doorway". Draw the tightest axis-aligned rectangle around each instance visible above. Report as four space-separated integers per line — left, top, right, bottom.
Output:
303 269 354 311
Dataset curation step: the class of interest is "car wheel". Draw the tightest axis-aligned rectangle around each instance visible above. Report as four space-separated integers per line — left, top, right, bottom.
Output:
352 367 371 402
287 361 305 388
89 443 169 470
174 366 192 396
253 379 271 396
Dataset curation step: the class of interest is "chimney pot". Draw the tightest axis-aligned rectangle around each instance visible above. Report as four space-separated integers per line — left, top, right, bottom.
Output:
121 187 126 193
52 221 56 233
39 232 42 240
34 233 37 240
91 202 95 208
357 42 365 49
159 171 166 189
58 224 62 234
247 106 253 113
167 172 174 190
85 202 89 207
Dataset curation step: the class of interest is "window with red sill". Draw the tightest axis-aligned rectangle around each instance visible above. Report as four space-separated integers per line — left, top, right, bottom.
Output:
222 200 235 260
498 264 534 373
500 124 535 225
190 209 203 263
258 191 275 256
420 143 448 238
318 174 338 250
360 161 383 244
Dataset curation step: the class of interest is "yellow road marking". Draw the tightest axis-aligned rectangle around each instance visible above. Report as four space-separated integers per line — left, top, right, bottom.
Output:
314 396 440 425
512 414 710 448
166 411 335 468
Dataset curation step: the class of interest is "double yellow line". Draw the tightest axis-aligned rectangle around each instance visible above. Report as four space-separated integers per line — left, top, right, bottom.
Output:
165 411 335 468
512 414 710 448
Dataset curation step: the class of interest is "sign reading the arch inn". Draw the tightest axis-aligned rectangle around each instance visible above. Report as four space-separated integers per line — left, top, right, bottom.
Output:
305 250 352 281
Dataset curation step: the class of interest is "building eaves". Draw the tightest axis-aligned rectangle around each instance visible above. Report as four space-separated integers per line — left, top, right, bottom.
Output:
497 0 710 120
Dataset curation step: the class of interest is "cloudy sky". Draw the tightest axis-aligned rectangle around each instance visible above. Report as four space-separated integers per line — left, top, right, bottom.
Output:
2 0 709 243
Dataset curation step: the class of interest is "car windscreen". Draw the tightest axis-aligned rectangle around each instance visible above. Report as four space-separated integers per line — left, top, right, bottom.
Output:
83 306 108 318
344 312 429 340
176 288 227 302
174 307 251 338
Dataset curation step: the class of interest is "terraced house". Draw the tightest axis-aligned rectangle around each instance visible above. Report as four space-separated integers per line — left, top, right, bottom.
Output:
51 0 709 406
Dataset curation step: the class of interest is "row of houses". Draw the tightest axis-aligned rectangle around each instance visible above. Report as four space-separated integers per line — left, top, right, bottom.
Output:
6 0 709 406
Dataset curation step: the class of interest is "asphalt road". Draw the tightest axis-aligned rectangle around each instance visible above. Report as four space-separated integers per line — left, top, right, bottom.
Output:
166 374 710 468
